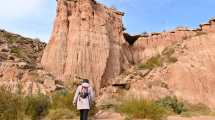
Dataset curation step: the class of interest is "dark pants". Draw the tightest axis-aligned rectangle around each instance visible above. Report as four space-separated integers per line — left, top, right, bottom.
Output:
80 109 89 120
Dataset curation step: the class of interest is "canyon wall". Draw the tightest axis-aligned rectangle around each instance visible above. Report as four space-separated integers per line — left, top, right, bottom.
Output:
126 18 215 64
41 0 129 91
42 0 215 93
115 19 215 107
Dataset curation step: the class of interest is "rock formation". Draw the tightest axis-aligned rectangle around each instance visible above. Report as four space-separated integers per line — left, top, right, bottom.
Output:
42 1 215 105
120 19 215 107
0 29 63 95
125 18 215 64
41 0 129 91
103 31 215 107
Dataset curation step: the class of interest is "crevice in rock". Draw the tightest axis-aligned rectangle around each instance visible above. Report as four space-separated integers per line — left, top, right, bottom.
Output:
112 83 130 90
62 1 69 75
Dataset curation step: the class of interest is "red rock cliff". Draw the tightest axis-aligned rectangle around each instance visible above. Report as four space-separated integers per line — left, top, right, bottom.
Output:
41 0 129 91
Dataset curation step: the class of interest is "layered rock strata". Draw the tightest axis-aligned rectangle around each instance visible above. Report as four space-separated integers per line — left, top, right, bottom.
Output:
41 0 129 91
126 18 215 64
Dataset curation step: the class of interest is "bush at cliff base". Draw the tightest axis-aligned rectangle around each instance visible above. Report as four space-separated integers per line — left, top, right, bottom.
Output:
0 87 98 120
44 108 76 120
0 87 50 120
0 87 26 120
117 97 168 120
25 94 50 120
156 96 185 114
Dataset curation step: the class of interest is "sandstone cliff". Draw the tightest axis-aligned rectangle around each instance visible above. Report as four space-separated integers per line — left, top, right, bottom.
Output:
42 0 215 104
103 31 215 108
41 0 129 91
125 18 215 64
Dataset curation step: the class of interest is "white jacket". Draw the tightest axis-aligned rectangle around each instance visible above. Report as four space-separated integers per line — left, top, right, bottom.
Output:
73 83 94 110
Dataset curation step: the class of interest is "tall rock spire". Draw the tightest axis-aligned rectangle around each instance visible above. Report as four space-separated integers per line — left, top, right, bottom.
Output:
41 0 129 91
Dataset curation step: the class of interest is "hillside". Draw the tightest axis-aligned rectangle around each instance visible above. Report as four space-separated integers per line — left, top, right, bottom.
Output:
0 29 63 95
101 32 215 107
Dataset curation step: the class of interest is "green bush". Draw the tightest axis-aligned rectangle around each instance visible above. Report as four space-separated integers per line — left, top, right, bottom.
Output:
117 97 167 120
3 33 17 44
0 87 25 120
138 55 163 70
162 47 175 57
50 90 75 110
138 47 178 70
0 88 97 120
182 103 212 117
156 96 185 114
25 94 50 120
44 108 76 120
11 47 23 58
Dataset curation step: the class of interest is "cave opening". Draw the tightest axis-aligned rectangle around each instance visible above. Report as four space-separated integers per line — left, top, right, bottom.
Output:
123 33 141 46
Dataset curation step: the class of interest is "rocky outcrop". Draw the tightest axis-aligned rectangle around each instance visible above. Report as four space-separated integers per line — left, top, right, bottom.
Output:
165 33 215 107
127 28 195 64
121 20 215 107
200 18 215 33
106 32 215 107
0 29 62 95
125 18 215 64
41 0 129 91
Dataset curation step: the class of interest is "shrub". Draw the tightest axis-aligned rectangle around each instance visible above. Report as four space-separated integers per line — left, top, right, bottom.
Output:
117 97 167 120
3 33 17 44
138 55 163 70
0 87 97 120
50 90 75 111
162 47 175 57
50 90 97 117
162 47 178 64
44 108 75 120
0 87 25 120
182 103 212 117
11 47 23 58
156 96 185 114
25 94 50 120
89 101 98 116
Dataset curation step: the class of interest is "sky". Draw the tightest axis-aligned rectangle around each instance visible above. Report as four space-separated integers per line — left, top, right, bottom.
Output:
0 0 215 42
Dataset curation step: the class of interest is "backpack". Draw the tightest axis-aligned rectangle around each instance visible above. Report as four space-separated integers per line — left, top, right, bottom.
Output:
79 86 89 99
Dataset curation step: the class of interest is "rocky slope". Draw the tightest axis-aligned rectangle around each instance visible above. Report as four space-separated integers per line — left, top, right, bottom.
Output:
125 18 215 64
0 29 63 95
101 32 215 108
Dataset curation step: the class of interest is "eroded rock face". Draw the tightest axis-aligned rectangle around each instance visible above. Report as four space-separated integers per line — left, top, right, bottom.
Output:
125 28 196 64
165 33 215 107
109 33 215 107
126 19 215 65
0 29 62 95
41 0 129 91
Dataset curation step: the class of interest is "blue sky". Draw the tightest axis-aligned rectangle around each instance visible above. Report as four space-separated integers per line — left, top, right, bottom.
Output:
0 0 215 42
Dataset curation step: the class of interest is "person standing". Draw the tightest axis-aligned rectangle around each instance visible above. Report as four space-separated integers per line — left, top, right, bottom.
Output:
73 79 94 120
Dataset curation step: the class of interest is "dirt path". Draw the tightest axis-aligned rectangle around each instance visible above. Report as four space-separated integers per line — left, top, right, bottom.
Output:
93 111 124 120
167 116 215 120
